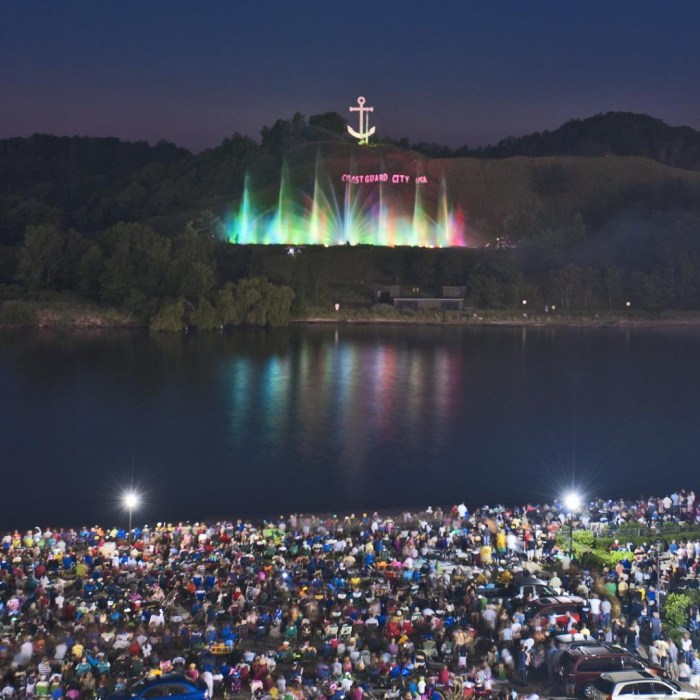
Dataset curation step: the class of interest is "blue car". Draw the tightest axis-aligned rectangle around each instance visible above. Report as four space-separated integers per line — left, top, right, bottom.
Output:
109 675 208 700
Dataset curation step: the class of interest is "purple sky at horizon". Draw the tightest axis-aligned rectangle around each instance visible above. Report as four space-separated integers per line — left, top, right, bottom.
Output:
1 0 699 153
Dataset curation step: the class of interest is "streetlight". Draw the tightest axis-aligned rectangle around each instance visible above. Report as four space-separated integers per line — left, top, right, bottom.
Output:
123 492 139 536
563 491 582 560
655 539 663 614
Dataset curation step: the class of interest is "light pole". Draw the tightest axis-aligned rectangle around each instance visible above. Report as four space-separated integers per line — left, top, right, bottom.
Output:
563 492 582 560
124 492 139 538
655 539 663 614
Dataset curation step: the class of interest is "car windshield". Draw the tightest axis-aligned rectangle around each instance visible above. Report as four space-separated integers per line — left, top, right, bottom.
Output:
593 677 615 695
127 680 151 696
535 585 557 596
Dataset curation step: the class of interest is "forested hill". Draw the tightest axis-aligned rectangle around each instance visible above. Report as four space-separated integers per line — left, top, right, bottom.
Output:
474 112 700 171
0 134 189 193
4 114 700 323
0 135 192 242
3 112 700 247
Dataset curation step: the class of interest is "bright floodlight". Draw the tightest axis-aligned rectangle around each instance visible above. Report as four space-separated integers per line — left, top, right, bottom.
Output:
563 491 582 513
123 491 139 535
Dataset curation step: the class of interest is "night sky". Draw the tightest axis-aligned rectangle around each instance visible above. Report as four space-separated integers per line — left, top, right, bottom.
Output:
2 0 700 152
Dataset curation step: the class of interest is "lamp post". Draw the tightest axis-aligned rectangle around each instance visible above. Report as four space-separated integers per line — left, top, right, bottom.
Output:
563 492 582 560
655 539 663 614
124 492 139 538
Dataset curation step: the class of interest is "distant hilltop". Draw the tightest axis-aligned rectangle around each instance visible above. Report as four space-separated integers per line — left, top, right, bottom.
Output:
473 112 700 170
1 111 700 247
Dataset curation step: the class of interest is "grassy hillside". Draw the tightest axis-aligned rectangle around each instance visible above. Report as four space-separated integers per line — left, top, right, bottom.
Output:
209 141 700 243
436 154 700 237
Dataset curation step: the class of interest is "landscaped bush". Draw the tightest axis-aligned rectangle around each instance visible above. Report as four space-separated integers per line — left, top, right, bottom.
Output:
607 550 635 563
573 530 596 547
665 593 691 630
579 551 607 570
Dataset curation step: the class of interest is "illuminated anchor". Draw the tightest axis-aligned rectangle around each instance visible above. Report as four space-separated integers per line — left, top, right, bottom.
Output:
347 96 375 145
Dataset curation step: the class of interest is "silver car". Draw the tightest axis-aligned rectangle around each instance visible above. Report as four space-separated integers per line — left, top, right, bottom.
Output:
592 670 700 699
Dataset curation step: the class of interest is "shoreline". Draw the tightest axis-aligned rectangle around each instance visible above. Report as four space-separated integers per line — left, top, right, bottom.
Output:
4 297 700 330
5 316 700 330
292 311 700 329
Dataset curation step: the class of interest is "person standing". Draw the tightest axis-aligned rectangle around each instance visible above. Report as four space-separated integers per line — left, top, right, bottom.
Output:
600 598 612 629
690 651 700 690
667 638 679 681
679 658 692 683
682 632 694 666
546 641 561 683
517 643 530 687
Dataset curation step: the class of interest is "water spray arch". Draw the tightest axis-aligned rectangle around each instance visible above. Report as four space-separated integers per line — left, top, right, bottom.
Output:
225 155 467 247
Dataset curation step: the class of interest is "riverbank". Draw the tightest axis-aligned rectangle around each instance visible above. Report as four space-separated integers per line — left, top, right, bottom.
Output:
294 306 700 328
0 299 139 329
5 296 700 329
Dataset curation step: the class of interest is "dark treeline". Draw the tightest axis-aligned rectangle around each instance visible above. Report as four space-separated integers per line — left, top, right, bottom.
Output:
478 112 700 169
4 207 700 327
387 112 700 169
245 209 700 313
0 215 294 330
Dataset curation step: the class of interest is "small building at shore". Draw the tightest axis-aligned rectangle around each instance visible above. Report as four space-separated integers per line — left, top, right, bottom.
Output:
374 285 466 311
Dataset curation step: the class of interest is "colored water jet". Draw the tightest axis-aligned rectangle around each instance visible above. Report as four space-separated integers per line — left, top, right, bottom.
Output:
225 162 468 247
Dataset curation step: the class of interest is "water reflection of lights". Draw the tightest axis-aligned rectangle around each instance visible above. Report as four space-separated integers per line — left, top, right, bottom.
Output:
222 332 460 499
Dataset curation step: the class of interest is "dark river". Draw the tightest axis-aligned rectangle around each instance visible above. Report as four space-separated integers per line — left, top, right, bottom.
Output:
1 325 698 531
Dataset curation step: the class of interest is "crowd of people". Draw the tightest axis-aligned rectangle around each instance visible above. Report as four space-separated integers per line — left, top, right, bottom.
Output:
0 491 698 700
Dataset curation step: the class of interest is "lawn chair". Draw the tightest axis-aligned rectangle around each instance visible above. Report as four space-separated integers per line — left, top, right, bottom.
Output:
440 639 454 664
413 650 427 674
422 640 438 662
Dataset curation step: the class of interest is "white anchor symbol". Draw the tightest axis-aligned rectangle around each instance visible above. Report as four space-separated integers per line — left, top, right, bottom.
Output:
347 96 376 145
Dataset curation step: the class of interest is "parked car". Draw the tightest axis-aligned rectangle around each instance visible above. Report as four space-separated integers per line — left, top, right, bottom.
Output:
109 675 208 700
477 575 557 602
525 595 587 628
591 670 700 699
555 633 600 650
555 633 632 654
557 646 664 697
515 575 559 601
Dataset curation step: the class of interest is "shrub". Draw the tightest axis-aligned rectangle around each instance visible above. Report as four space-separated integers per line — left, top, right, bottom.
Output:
607 550 635 563
150 300 185 332
190 297 220 330
664 593 691 630
573 530 596 547
578 548 634 570
579 551 607 570
0 300 36 326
